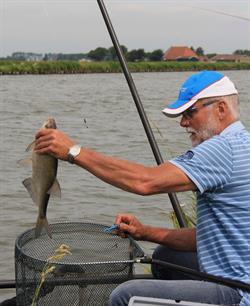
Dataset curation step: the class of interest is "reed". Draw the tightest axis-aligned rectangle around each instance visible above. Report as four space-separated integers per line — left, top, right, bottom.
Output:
31 244 71 306
169 193 197 228
0 60 249 75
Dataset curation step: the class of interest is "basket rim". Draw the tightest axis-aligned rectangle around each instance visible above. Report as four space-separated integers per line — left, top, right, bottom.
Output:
15 221 145 266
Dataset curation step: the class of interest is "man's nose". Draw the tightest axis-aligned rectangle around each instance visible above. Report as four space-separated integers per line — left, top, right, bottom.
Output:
180 115 190 127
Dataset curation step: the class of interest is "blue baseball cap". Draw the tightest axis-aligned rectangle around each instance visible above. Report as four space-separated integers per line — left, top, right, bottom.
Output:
162 71 238 117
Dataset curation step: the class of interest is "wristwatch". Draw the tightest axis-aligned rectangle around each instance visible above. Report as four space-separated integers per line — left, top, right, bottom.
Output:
67 145 81 164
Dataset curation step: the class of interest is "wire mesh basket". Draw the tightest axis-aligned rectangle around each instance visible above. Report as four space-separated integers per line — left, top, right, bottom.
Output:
15 222 144 306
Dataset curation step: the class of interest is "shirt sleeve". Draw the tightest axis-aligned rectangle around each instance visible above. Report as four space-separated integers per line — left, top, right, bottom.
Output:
170 136 233 194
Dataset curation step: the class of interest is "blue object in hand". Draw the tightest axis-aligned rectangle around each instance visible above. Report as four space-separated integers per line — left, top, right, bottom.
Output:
104 224 119 233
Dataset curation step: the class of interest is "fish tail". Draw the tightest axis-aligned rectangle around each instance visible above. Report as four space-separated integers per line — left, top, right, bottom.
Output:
35 217 52 239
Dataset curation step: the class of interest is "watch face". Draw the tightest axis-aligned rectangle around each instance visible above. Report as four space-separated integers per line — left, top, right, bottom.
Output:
70 145 81 157
71 147 78 155
68 145 81 164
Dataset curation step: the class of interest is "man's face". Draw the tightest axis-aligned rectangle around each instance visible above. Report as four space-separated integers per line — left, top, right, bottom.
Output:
179 99 220 147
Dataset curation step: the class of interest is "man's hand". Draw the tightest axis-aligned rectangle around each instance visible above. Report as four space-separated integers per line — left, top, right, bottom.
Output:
115 213 197 251
34 129 76 160
115 214 146 240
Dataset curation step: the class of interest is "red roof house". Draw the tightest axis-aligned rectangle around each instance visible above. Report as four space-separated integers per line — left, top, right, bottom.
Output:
163 46 199 61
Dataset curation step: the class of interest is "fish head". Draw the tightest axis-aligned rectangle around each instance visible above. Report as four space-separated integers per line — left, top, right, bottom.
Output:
42 117 57 129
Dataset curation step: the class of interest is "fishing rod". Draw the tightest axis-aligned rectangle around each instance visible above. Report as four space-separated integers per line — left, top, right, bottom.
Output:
94 0 250 294
1 257 249 292
140 257 250 292
96 0 187 228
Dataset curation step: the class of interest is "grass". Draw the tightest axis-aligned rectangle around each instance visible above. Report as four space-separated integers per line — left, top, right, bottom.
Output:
31 244 71 306
169 193 197 228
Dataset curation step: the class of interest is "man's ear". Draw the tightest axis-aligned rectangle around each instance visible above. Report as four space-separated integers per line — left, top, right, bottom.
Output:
217 100 228 120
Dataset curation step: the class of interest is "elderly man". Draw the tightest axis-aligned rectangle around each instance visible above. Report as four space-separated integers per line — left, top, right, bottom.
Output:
35 71 250 305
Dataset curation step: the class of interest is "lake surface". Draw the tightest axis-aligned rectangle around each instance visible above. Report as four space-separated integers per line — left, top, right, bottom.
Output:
0 71 249 299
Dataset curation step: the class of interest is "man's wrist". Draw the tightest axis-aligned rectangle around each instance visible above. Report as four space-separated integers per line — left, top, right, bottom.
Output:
140 225 151 241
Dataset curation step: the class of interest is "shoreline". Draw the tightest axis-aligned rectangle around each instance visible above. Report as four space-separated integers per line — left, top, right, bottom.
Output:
0 60 250 75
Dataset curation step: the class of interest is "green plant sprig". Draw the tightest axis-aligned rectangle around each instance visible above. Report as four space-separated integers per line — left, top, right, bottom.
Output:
31 244 71 306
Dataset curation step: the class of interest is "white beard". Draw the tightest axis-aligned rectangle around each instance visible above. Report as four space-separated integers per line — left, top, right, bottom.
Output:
187 114 220 147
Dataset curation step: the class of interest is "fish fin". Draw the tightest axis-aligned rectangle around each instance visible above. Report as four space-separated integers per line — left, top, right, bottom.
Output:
25 140 36 152
22 178 37 205
18 157 32 167
47 179 61 198
35 217 52 239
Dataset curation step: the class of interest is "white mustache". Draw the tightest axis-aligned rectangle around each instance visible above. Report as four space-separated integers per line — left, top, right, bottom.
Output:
186 128 196 134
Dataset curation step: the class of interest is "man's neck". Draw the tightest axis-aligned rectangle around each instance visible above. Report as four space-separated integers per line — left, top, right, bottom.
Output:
219 118 238 134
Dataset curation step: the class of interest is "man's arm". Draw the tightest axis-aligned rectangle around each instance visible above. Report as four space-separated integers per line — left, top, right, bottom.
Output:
115 214 196 251
74 147 196 195
35 129 196 195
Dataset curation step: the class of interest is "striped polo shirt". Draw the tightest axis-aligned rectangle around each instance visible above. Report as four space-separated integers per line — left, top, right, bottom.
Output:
170 121 250 305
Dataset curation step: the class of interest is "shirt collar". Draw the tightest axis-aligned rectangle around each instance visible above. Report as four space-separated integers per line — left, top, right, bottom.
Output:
220 121 245 136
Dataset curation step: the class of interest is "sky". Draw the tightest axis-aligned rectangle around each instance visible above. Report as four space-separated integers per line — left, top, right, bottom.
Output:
1 0 250 57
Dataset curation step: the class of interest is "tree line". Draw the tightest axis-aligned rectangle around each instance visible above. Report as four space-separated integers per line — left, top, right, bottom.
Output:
4 47 250 62
55 46 206 61
48 46 164 62
47 47 250 62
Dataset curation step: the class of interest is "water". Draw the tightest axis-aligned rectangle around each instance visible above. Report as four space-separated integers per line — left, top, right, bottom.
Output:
0 71 249 299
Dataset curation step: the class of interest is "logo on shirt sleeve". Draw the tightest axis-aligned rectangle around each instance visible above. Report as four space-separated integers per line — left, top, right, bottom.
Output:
177 150 194 161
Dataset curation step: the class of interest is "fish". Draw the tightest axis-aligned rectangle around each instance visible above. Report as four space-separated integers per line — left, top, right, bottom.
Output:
22 118 61 238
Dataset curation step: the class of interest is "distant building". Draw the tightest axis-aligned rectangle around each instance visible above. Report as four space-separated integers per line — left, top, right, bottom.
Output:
79 58 92 63
11 52 43 61
43 53 60 61
163 46 199 61
199 55 209 62
210 54 250 63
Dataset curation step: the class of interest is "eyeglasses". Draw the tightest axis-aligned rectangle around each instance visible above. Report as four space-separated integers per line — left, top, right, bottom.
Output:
181 99 220 119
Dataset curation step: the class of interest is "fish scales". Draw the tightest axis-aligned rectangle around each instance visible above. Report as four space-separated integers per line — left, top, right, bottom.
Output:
22 118 61 238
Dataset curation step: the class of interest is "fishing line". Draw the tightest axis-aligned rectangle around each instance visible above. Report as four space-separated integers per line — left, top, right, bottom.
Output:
188 6 250 22
96 0 187 228
95 0 250 294
40 0 49 17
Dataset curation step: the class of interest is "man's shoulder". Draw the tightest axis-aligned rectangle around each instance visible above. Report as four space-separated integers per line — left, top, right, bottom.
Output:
194 125 250 162
173 135 232 166
195 135 231 154
220 121 250 140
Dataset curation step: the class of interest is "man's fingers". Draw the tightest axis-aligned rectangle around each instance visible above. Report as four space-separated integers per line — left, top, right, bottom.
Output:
35 129 61 151
34 140 53 152
35 135 54 147
119 222 130 233
35 128 52 139
115 214 133 225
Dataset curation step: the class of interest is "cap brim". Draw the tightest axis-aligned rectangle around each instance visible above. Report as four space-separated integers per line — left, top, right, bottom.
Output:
162 99 198 117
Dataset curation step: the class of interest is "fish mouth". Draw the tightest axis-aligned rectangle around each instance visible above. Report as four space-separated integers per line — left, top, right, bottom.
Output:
43 117 57 129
